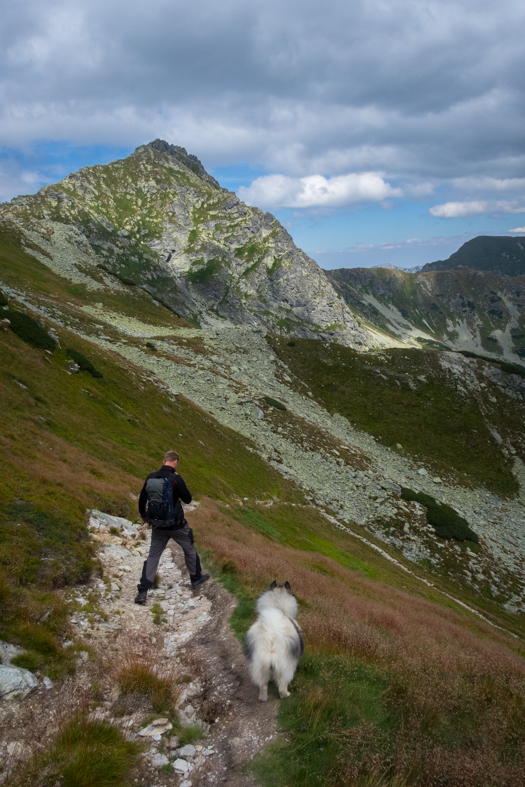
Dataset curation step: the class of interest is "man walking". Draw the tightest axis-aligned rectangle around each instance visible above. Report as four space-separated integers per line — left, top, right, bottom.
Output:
134 450 209 604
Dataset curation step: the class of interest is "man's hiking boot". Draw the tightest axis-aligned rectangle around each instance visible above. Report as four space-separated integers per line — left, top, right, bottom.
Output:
191 573 210 590
134 591 148 605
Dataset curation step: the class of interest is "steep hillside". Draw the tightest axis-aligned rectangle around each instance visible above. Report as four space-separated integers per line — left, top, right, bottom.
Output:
327 264 525 360
423 235 525 275
0 140 369 349
2 151 525 786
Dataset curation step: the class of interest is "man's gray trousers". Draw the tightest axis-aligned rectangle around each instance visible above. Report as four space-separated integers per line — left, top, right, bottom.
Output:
137 524 202 592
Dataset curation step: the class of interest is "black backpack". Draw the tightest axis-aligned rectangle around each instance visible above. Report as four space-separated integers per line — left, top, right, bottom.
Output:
145 473 178 529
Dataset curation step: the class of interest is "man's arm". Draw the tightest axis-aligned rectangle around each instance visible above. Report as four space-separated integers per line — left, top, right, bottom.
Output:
138 480 148 520
173 474 192 505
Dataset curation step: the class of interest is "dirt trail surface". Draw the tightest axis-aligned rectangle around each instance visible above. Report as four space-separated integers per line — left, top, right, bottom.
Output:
171 553 279 787
0 509 279 786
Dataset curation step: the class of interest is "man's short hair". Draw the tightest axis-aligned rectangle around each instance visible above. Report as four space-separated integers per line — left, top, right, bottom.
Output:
163 450 180 463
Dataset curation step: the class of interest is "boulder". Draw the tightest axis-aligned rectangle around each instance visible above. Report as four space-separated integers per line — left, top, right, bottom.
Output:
150 753 170 769
0 640 25 665
0 665 38 700
88 510 139 537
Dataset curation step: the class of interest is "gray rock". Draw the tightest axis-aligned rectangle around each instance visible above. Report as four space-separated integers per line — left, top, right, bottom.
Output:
100 544 133 560
178 744 196 759
151 753 170 768
173 758 190 773
0 640 24 665
0 665 38 700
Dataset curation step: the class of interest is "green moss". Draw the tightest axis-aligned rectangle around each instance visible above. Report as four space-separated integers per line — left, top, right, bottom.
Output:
5 309 56 351
459 350 525 379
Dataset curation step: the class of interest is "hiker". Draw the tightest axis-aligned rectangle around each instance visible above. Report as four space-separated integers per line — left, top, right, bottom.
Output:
134 450 209 604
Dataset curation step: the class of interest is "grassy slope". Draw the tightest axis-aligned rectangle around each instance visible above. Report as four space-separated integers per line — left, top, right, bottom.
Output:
2 238 525 786
270 336 524 497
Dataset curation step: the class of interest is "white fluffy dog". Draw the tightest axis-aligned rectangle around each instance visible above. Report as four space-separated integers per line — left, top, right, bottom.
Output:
245 580 303 702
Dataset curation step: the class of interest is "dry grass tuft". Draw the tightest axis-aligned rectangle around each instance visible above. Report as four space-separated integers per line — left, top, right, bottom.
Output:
116 656 176 713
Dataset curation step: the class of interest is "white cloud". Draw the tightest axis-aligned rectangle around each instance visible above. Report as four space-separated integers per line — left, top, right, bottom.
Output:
429 200 525 218
452 176 525 193
0 0 525 189
510 226 525 232
0 159 44 202
238 172 401 209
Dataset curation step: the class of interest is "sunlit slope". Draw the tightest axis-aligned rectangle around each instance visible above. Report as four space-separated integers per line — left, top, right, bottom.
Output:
328 265 525 360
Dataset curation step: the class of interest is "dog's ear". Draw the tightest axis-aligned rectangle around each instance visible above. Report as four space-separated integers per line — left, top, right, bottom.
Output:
284 581 292 592
269 580 277 590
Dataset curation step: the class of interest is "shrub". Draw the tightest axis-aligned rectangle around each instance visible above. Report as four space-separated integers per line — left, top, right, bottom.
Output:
401 487 479 542
117 658 175 712
459 350 525 379
6 714 141 787
186 258 222 284
287 340 295 346
0 289 8 307
263 396 287 411
66 348 103 378
145 341 157 351
6 309 56 351
96 263 136 286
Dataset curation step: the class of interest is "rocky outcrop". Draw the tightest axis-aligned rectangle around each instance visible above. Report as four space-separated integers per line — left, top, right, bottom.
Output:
0 141 371 349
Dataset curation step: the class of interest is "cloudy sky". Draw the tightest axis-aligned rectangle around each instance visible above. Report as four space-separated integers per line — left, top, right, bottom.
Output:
2 0 525 268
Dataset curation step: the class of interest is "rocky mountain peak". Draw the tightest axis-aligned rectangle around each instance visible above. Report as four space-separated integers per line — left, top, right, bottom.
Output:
0 142 372 349
135 139 222 191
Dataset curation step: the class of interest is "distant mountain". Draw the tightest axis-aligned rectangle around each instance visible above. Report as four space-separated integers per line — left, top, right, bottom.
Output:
422 236 525 276
0 139 369 349
327 264 525 361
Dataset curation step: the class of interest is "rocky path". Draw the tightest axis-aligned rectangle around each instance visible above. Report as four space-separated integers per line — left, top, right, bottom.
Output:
0 510 280 786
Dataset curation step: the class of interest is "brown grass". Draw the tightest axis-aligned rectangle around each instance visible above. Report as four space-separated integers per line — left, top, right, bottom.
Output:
116 656 177 713
192 499 523 676
191 498 525 786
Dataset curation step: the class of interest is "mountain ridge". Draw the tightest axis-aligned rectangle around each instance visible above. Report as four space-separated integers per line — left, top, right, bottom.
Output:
0 140 371 349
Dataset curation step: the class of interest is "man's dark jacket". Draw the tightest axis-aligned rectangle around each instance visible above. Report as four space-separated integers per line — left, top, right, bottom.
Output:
139 465 192 529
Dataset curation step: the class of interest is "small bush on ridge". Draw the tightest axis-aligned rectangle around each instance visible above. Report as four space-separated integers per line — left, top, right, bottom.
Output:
401 487 479 542
264 395 287 411
6 309 56 351
66 348 103 378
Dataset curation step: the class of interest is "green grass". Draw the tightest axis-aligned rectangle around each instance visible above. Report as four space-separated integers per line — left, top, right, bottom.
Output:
117 659 174 712
186 257 223 284
251 650 525 787
5 714 141 787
